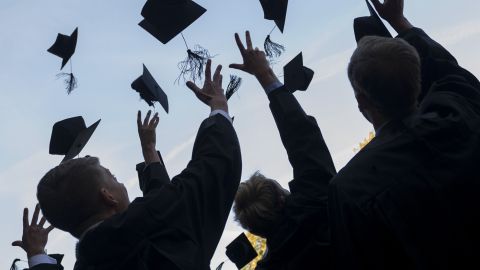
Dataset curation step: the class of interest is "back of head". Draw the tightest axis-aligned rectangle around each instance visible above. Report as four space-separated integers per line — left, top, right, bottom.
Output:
348 36 421 119
233 172 289 238
37 157 105 236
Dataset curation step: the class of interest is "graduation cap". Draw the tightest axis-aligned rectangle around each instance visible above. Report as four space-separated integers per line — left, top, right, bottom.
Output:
259 0 288 60
283 52 314 93
354 0 392 43
226 233 258 269
47 27 79 94
139 0 206 44
48 28 78 69
139 0 212 83
131 64 169 113
259 0 288 33
49 116 101 162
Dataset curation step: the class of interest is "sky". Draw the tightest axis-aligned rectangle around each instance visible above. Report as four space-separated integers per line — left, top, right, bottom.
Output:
1 0 480 269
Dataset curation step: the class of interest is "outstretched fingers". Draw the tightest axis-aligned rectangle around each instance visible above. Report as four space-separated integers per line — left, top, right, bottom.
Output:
205 59 212 83
31 204 40 227
245 31 253 50
213 65 223 86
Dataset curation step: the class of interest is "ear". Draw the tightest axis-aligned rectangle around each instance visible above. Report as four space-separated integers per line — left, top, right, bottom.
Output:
100 188 119 207
354 91 374 123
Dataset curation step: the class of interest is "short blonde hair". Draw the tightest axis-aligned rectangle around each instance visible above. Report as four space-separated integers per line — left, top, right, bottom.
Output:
348 36 421 118
233 172 289 237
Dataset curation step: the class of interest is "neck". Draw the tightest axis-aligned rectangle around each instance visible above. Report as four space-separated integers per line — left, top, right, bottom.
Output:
72 210 115 239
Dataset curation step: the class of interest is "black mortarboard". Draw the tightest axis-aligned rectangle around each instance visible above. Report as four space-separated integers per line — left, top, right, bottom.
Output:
139 0 207 44
49 116 101 162
226 233 258 269
283 53 314 93
259 0 288 33
354 0 392 42
47 28 78 70
131 64 169 113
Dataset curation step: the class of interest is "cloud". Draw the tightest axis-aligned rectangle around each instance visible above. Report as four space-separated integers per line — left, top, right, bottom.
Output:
434 20 480 46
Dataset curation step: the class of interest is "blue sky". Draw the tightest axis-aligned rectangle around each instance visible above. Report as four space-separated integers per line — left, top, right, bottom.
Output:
1 0 479 269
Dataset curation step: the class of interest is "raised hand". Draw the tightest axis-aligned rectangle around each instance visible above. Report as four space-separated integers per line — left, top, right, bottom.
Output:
12 204 54 258
187 59 228 113
371 0 413 33
137 110 161 164
230 31 279 89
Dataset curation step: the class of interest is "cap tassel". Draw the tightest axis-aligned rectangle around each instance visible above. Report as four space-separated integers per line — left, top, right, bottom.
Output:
226 75 242 100
264 35 285 59
56 72 78 94
176 45 212 84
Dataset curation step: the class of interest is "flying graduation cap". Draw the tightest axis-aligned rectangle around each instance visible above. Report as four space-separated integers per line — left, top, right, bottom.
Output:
354 0 393 42
139 0 212 83
49 116 101 162
226 233 258 269
259 0 288 59
131 64 169 113
283 53 314 93
48 27 79 94
139 0 206 44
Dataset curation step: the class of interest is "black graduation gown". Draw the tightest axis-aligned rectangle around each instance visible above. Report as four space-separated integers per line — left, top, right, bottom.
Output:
255 89 337 270
329 28 480 270
32 114 242 270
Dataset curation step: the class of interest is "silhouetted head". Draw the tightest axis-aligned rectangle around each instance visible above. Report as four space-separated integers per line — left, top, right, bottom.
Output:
233 172 290 238
37 156 129 238
348 36 421 129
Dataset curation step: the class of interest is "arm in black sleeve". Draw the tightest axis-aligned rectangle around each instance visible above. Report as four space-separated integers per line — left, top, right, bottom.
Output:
398 28 480 102
268 87 336 197
136 151 171 195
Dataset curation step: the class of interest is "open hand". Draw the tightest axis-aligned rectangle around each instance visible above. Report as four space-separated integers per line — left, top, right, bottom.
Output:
186 59 228 113
137 110 161 164
371 0 404 22
230 31 279 89
371 0 412 32
12 204 54 258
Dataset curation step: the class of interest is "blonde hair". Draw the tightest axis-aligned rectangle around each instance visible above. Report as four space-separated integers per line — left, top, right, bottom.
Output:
348 36 421 118
233 172 289 237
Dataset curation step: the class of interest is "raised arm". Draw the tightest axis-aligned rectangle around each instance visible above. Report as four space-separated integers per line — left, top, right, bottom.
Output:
372 0 480 101
135 110 171 195
12 204 63 270
230 31 336 197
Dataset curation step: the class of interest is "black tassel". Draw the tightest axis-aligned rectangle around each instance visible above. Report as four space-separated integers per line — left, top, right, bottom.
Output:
176 45 212 84
226 75 242 100
10 259 21 270
56 72 78 94
264 35 285 59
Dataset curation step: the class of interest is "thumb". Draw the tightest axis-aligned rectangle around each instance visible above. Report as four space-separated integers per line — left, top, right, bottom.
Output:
229 64 246 71
11 241 23 247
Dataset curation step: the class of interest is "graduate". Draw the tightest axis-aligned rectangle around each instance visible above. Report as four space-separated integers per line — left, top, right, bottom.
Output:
13 60 242 270
232 0 480 269
230 31 336 269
